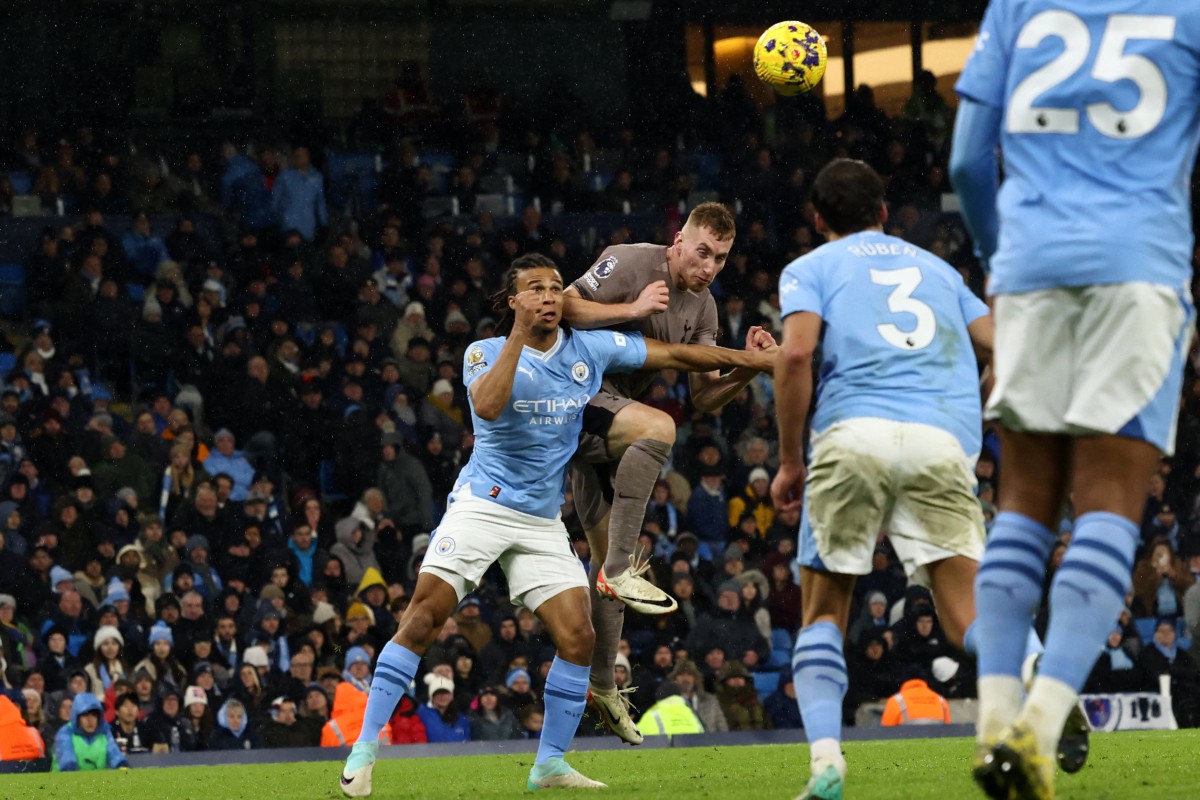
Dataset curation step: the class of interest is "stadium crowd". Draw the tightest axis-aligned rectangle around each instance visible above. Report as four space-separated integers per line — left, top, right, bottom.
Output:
2 69 1200 767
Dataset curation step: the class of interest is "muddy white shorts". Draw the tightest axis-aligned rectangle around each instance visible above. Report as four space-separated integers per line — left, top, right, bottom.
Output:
421 493 589 612
798 417 986 580
986 283 1193 455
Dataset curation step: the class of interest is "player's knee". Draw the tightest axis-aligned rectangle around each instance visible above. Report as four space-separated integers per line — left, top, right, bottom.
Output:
398 602 443 649
556 619 595 662
641 411 676 446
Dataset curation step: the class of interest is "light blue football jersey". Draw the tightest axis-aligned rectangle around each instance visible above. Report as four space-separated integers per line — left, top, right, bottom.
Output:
454 328 647 519
779 231 989 456
956 0 1200 295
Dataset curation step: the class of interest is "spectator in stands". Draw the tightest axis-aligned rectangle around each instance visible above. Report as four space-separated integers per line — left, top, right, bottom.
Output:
209 697 258 750
110 690 151 755
132 624 186 692
667 658 726 733
687 582 768 671
848 591 892 648
84 626 128 698
1132 539 1194 620
417 674 470 743
51 691 129 771
1084 627 1141 694
715 661 767 731
880 669 951 727
273 147 327 243
1137 619 1200 728
687 465 728 550
469 685 521 741
262 696 319 748
121 212 170 282
763 674 802 729
144 686 185 752
0 691 45 762
202 429 255 502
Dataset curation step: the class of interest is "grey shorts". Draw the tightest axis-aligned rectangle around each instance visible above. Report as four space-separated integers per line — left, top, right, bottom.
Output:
571 391 637 529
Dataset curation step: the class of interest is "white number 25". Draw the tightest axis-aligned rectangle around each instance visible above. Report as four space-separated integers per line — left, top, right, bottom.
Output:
1007 12 1175 139
870 267 935 351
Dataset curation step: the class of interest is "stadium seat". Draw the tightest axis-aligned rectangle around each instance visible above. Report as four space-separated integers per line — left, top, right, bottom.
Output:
0 263 26 318
1135 617 1157 645
4 171 32 195
422 197 457 219
692 153 723 191
770 628 794 653
473 193 508 215
754 670 780 701
126 282 145 302
0 352 16 377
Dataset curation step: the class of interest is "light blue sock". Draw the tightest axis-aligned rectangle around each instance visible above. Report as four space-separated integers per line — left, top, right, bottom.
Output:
1039 511 1137 691
974 511 1055 679
792 621 847 743
357 641 422 743
964 622 1044 663
536 657 589 765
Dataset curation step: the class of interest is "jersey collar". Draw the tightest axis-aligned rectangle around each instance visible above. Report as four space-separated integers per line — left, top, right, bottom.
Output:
522 329 563 361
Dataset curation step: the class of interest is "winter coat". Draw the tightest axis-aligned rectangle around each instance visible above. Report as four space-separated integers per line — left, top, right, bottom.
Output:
0 694 45 761
208 703 259 750
51 692 129 771
416 705 470 743
468 707 521 741
377 453 433 532
638 695 705 735
387 696 428 744
680 687 728 733
331 518 382 587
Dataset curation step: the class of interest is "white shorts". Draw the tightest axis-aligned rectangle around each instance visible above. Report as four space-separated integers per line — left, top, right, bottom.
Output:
421 494 589 612
798 418 986 580
986 283 1194 455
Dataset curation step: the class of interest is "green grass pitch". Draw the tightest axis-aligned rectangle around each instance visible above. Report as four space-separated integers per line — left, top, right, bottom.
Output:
9 731 1200 799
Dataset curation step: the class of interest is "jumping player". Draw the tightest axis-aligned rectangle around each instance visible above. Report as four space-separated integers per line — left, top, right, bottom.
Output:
562 202 776 744
338 253 773 795
771 160 994 800
952 3 1200 797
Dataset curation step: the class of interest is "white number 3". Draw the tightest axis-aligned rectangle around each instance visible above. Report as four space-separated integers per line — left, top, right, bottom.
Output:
871 267 936 351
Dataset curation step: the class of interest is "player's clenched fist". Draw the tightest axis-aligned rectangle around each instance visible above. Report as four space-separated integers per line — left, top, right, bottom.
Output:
510 289 545 333
745 325 779 353
632 280 670 317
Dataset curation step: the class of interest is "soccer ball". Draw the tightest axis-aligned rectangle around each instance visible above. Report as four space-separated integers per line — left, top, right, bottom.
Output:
753 20 828 96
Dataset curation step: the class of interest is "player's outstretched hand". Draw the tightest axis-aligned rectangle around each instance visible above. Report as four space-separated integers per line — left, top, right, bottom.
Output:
771 461 806 513
632 280 670 318
511 289 543 335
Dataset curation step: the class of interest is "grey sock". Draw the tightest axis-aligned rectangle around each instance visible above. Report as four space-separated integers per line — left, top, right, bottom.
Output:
602 438 671 576
588 561 624 691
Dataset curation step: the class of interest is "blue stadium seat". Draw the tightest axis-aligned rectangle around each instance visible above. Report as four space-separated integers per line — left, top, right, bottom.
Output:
0 352 16 377
126 283 145 302
692 153 723 191
4 172 32 196
1135 617 1157 645
0 263 26 318
754 670 780 701
770 628 794 654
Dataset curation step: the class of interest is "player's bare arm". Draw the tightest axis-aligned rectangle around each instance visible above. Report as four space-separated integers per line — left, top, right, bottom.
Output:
562 281 669 329
469 287 545 420
967 314 994 360
641 336 774 375
770 312 822 513
689 325 779 413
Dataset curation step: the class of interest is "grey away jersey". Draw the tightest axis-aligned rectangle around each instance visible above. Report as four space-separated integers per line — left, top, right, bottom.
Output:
571 243 718 399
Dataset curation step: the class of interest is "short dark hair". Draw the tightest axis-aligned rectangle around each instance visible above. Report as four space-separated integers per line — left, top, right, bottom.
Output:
811 159 885 236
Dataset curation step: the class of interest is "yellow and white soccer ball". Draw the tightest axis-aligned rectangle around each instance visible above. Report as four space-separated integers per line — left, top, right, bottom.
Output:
753 20 828 96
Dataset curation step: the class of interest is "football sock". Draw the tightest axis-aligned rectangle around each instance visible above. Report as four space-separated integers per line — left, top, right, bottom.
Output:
1020 512 1137 754
963 622 1044 663
357 641 421 743
588 562 624 692
1038 512 1137 689
536 657 590 765
793 621 848 770
974 512 1055 680
603 439 672 577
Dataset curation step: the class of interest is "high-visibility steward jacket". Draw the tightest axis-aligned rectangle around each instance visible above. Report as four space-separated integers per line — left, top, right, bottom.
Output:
881 679 951 726
638 696 706 736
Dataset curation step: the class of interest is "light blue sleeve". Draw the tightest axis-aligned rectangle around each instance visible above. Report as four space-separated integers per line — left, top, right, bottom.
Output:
949 98 1003 266
591 330 648 374
956 278 990 326
105 728 130 769
955 0 1011 109
462 338 504 388
778 258 825 319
